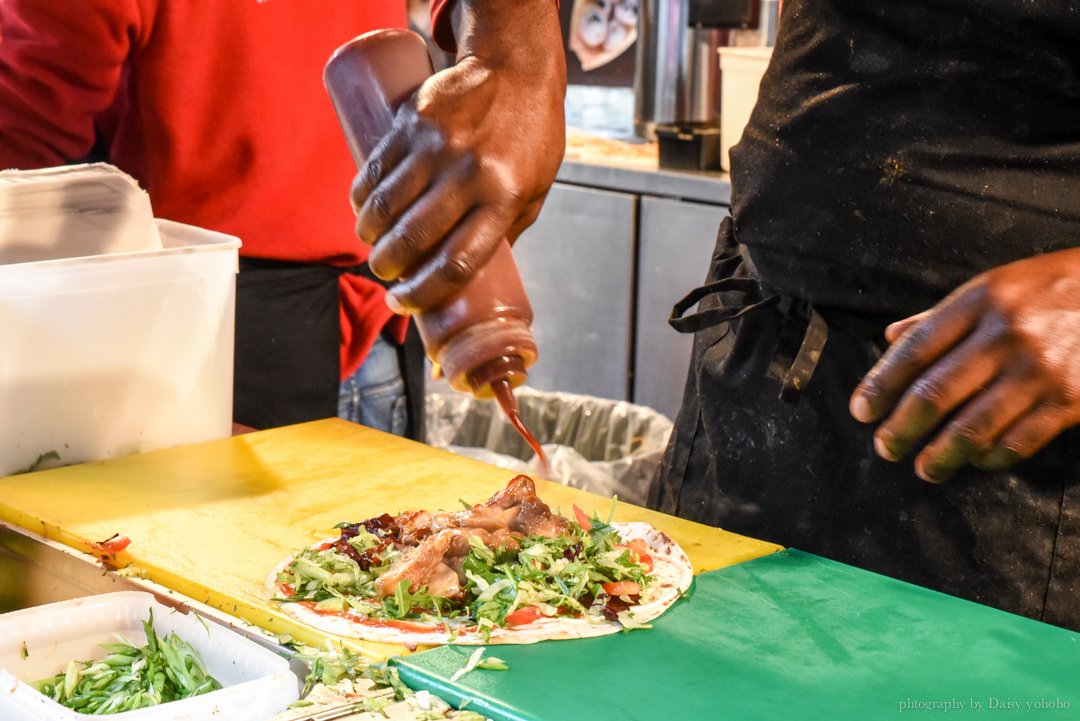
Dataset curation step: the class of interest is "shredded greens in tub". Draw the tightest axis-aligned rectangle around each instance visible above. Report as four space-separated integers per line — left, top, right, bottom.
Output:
32 610 222 714
276 498 653 636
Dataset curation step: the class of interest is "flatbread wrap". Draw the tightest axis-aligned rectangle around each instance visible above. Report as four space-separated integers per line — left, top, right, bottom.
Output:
270 475 692 645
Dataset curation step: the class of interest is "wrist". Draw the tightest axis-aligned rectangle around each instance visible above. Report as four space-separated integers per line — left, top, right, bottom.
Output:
451 0 564 79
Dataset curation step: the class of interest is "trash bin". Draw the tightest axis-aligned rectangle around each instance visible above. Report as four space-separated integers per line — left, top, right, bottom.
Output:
425 386 674 506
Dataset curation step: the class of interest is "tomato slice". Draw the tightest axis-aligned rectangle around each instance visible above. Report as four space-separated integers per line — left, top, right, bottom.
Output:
92 535 131 555
602 581 641 598
505 605 543 626
627 538 654 572
572 505 592 531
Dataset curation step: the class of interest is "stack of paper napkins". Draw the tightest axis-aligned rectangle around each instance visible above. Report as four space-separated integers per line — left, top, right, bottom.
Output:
0 163 162 264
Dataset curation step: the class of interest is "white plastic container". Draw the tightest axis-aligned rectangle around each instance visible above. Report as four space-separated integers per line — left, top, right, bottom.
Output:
0 591 299 721
0 219 239 476
717 47 774 171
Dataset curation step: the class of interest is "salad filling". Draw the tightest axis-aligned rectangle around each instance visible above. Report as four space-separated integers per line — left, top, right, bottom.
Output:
274 476 662 638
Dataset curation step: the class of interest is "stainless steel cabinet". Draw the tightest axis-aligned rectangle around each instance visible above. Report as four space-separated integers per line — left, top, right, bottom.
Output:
512 172 728 418
634 197 726 420
513 183 636 401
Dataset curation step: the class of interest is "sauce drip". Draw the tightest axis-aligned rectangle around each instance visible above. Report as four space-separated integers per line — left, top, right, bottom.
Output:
491 378 550 477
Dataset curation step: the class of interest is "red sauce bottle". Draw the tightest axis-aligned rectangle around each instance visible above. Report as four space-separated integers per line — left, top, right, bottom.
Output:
324 29 546 464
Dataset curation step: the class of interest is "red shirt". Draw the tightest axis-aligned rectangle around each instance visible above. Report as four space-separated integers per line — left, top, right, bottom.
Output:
0 0 408 379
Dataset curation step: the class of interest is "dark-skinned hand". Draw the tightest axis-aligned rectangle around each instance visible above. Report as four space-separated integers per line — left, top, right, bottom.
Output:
351 0 566 314
850 246 1080 483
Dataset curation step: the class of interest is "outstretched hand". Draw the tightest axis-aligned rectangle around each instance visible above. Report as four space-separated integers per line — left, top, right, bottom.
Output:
850 247 1080 483
351 0 566 314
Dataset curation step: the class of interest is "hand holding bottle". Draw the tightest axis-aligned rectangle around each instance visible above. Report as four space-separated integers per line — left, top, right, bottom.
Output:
349 0 566 314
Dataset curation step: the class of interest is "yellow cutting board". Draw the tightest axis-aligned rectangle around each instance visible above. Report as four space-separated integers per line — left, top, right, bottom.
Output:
0 419 780 658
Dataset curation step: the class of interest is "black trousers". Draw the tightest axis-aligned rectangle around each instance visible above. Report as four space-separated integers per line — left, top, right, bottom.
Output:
651 219 1080 630
233 257 425 440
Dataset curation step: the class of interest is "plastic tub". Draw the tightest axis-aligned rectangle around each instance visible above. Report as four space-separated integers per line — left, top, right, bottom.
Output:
0 219 240 476
0 591 298 721
717 46 773 171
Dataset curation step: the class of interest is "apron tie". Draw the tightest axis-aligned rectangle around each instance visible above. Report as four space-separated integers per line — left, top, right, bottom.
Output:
668 254 828 404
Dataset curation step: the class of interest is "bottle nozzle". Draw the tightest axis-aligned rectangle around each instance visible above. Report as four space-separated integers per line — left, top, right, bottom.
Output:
465 355 528 399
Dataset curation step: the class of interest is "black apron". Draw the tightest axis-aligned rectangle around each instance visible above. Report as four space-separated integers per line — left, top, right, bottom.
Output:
233 258 425 440
651 218 1080 630
650 0 1080 630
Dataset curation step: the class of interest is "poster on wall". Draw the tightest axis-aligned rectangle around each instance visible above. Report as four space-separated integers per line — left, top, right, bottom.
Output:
568 0 639 72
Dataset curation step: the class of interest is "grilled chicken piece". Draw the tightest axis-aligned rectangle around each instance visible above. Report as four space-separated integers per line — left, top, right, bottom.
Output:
450 503 519 532
377 476 564 599
453 475 567 537
424 562 464 599
484 474 539 509
511 494 567 537
376 529 461 598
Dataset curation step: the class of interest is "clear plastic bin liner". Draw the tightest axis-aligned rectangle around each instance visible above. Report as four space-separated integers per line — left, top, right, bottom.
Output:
425 387 674 506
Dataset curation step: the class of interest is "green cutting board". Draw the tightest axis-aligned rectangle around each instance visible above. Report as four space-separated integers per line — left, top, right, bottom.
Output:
394 550 1080 720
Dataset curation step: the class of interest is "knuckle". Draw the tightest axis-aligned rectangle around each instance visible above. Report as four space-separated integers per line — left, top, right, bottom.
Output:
358 158 382 192
393 225 429 257
908 376 950 412
368 192 393 224
500 184 526 209
947 418 990 446
855 378 886 406
454 150 481 179
440 253 478 287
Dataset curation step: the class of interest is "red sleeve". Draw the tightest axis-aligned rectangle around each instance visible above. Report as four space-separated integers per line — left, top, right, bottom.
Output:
430 0 560 54
428 0 458 53
0 0 144 169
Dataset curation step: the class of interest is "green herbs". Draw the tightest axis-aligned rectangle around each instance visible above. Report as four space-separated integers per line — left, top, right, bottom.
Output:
460 513 650 634
14 450 60 475
32 611 222 714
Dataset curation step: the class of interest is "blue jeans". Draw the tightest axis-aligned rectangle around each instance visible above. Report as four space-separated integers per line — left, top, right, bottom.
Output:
338 333 408 436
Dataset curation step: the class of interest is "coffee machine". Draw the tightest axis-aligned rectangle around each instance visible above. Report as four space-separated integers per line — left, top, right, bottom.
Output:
633 0 777 142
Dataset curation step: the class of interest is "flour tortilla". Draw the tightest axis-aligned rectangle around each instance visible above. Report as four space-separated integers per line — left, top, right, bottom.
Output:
270 521 692 646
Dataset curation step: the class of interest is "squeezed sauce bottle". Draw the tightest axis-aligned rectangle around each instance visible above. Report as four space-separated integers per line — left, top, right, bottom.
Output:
324 29 547 469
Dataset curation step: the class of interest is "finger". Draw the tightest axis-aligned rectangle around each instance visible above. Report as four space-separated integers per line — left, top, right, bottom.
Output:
850 289 982 423
884 310 931 344
976 403 1074 472
355 150 438 247
504 199 545 246
386 207 507 314
350 129 410 214
872 331 1002 462
912 377 1037 483
366 178 473 282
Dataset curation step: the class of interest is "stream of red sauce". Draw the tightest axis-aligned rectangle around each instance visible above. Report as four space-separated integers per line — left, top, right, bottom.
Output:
490 378 550 477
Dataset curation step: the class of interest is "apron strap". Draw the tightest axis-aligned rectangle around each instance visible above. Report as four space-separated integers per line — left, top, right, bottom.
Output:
668 256 829 405
778 306 829 403
668 277 780 334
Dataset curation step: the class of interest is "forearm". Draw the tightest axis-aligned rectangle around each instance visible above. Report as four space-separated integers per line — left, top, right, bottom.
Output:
450 0 564 71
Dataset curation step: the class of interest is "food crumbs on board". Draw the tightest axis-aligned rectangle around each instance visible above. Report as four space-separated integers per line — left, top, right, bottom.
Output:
90 533 131 556
449 649 508 682
20 641 28 659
